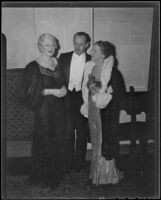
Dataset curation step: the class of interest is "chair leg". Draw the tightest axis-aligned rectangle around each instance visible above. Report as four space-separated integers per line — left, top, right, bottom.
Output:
116 140 120 164
139 140 144 175
130 139 137 158
139 139 147 175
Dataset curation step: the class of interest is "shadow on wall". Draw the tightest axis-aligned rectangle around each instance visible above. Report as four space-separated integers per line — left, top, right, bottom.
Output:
1 33 6 68
54 37 61 58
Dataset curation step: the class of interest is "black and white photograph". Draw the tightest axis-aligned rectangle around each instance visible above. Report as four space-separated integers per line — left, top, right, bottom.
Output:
1 1 160 199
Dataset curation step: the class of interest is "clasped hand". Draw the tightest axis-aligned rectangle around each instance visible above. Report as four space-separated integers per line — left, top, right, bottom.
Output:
57 86 67 97
44 86 67 97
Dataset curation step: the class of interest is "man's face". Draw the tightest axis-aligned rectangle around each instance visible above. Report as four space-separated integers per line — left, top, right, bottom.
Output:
73 35 89 56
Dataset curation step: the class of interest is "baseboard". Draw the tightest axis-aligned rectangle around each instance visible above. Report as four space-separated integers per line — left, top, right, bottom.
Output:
7 141 32 158
6 140 155 158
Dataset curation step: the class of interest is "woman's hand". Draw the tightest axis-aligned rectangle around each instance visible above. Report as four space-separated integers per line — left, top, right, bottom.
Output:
93 92 112 109
57 86 67 98
42 86 67 98
80 103 88 118
106 85 113 94
91 95 96 103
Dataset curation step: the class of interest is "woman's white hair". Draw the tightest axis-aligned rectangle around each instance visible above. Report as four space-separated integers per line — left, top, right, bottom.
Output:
37 33 58 51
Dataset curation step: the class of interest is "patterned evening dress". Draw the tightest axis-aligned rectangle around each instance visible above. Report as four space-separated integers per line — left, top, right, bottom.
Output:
81 57 124 186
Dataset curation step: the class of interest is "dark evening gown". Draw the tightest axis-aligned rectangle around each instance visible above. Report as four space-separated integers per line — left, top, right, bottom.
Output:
19 60 66 189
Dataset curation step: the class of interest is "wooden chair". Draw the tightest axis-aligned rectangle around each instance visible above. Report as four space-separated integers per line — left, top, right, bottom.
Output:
117 86 154 174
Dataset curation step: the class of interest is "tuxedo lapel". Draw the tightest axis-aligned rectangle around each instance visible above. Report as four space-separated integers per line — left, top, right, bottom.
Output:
64 52 73 85
85 53 91 62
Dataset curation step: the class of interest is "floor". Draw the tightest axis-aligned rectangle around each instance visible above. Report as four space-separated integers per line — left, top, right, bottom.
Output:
4 150 159 199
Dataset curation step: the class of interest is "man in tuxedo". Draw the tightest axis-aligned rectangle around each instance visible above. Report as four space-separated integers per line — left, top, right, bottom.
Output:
59 32 91 174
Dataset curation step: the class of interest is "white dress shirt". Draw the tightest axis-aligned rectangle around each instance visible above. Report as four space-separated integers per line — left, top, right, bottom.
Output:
68 52 86 92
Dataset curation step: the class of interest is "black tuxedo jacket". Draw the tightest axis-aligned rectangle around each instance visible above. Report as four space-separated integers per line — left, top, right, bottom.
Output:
59 51 91 88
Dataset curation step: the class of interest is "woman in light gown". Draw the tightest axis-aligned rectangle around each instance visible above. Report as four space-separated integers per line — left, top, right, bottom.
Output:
81 41 125 186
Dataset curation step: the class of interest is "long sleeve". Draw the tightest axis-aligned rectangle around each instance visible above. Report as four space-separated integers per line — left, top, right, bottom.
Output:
94 56 114 109
109 68 126 111
19 62 43 111
100 56 114 93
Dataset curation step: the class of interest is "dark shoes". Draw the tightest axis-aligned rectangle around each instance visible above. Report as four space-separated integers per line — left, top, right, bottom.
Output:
73 161 89 173
64 161 90 174
25 176 40 186
25 175 60 191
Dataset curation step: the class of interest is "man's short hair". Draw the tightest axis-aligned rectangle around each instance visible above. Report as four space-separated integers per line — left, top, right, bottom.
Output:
73 32 91 44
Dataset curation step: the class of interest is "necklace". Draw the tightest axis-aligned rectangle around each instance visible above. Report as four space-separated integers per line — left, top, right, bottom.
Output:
36 57 57 71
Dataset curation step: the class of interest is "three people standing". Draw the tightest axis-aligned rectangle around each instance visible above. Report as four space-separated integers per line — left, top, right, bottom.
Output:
20 32 124 191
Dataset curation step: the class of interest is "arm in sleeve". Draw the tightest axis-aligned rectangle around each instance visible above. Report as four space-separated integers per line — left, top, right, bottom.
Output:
94 56 114 109
19 63 44 111
100 56 114 93
109 69 126 111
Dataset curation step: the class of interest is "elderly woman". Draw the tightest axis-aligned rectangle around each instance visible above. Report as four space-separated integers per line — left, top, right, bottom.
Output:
81 41 125 186
20 33 67 190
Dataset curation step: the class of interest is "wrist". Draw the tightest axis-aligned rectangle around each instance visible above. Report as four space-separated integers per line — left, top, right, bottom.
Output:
92 95 96 103
54 89 60 96
43 89 52 96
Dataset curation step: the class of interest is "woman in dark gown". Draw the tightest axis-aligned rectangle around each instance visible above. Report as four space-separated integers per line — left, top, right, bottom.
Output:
19 33 67 190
